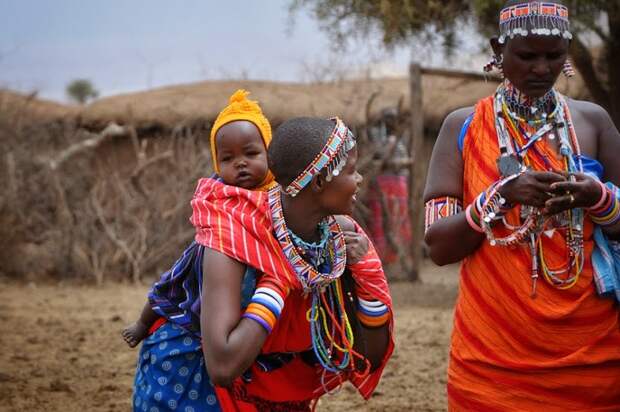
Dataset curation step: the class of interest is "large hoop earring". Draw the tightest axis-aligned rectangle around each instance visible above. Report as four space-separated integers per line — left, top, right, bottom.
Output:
562 59 575 78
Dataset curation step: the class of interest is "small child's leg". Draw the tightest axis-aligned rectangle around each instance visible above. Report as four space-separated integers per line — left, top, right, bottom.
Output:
121 301 159 347
122 320 150 347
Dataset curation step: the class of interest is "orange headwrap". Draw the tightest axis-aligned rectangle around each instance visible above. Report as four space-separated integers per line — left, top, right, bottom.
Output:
210 89 275 191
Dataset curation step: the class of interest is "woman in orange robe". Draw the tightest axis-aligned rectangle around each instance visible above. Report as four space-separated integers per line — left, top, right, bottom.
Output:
424 1 620 410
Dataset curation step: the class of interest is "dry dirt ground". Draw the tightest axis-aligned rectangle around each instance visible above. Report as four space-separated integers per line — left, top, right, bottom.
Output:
0 262 459 412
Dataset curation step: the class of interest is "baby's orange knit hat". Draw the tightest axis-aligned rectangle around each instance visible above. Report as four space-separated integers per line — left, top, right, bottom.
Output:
209 89 272 176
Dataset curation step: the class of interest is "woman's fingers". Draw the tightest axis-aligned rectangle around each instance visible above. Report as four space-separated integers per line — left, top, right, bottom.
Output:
545 193 575 214
549 181 578 194
532 171 566 183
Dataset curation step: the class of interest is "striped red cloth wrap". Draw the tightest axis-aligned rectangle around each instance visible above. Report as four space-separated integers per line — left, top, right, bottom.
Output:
190 177 394 408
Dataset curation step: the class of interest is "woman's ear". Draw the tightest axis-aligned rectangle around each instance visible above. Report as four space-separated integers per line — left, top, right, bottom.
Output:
490 36 503 57
310 174 325 193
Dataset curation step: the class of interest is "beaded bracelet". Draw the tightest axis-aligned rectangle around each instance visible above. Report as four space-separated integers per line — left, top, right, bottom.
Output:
465 181 514 234
479 171 542 247
356 297 389 328
465 204 484 233
589 180 609 211
242 281 286 334
589 181 620 227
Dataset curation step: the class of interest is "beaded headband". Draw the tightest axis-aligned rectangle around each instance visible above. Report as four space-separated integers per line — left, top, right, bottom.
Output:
499 2 571 44
284 117 356 197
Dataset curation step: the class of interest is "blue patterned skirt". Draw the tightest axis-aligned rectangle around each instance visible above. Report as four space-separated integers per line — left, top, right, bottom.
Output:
133 322 221 412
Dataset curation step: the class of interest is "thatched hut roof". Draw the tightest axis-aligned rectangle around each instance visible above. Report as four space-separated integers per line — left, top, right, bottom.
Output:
0 89 78 124
78 71 587 132
2 69 587 132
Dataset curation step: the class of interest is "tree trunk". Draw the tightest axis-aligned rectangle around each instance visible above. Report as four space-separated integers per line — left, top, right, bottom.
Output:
408 63 425 282
571 5 620 128
570 36 610 108
606 4 620 128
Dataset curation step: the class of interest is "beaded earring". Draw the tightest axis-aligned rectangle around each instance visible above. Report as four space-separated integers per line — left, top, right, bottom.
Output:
483 54 504 79
562 59 575 78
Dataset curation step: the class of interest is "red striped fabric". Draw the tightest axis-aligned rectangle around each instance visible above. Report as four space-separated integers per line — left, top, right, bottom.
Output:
190 178 394 408
448 97 620 411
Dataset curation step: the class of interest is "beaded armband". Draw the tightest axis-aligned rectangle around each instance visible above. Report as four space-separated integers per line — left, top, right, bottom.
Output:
242 280 287 334
589 181 620 227
424 196 463 233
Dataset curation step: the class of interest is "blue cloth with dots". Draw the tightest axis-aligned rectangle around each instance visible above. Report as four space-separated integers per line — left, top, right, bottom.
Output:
133 322 221 412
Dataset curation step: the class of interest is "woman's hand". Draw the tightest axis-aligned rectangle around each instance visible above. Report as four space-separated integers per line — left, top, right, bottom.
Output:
498 170 566 208
545 172 603 215
344 230 369 264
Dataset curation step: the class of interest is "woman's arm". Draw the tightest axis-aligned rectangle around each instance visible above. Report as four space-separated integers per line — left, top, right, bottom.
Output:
200 247 268 387
423 107 486 265
335 216 389 371
546 104 620 238
425 107 566 265
596 106 620 238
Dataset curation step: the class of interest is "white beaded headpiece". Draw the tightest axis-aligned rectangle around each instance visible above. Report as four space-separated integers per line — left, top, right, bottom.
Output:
284 117 356 197
499 2 572 44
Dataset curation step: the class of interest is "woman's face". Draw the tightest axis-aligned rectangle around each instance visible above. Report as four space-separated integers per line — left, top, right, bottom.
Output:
316 147 362 216
497 35 569 98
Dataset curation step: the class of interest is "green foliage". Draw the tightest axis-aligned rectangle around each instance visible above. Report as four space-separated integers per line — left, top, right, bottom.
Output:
293 0 609 47
66 79 99 104
291 0 473 49
292 0 620 125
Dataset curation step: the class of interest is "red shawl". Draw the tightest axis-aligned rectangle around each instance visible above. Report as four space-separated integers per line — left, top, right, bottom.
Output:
190 177 394 410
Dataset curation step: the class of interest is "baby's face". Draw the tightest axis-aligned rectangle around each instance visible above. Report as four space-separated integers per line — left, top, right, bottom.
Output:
215 121 268 189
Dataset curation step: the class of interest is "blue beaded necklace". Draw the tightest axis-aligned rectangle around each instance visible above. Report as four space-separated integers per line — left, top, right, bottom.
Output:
287 220 331 268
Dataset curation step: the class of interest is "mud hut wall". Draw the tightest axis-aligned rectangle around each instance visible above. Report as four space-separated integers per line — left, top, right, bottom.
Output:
0 115 215 283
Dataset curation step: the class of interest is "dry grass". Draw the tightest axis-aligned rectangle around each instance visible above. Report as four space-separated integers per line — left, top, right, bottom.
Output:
0 261 459 412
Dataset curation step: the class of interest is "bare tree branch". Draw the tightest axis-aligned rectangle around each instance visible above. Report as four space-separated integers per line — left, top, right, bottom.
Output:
48 123 128 171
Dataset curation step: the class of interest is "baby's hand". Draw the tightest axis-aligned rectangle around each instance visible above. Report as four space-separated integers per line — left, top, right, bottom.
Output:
343 230 369 264
121 321 149 348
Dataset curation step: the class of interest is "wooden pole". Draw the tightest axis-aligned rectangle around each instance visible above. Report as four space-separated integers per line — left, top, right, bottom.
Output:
408 63 425 282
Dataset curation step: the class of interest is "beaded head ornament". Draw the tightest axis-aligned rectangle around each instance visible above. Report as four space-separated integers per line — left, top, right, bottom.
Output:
283 117 356 197
498 2 572 44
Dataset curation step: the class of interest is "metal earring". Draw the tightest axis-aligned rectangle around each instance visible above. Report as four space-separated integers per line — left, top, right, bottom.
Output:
483 54 504 79
562 59 575 78
496 54 504 79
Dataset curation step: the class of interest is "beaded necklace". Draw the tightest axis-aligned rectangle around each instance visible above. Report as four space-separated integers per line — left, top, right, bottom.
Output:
269 187 367 380
486 82 585 297
287 221 331 268
270 188 346 291
502 82 558 126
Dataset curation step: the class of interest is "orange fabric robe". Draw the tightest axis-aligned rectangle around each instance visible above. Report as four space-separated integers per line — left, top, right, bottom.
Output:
448 96 620 411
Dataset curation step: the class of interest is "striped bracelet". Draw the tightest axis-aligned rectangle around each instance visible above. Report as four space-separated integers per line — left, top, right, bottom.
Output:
357 297 389 328
242 281 286 334
589 181 620 227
